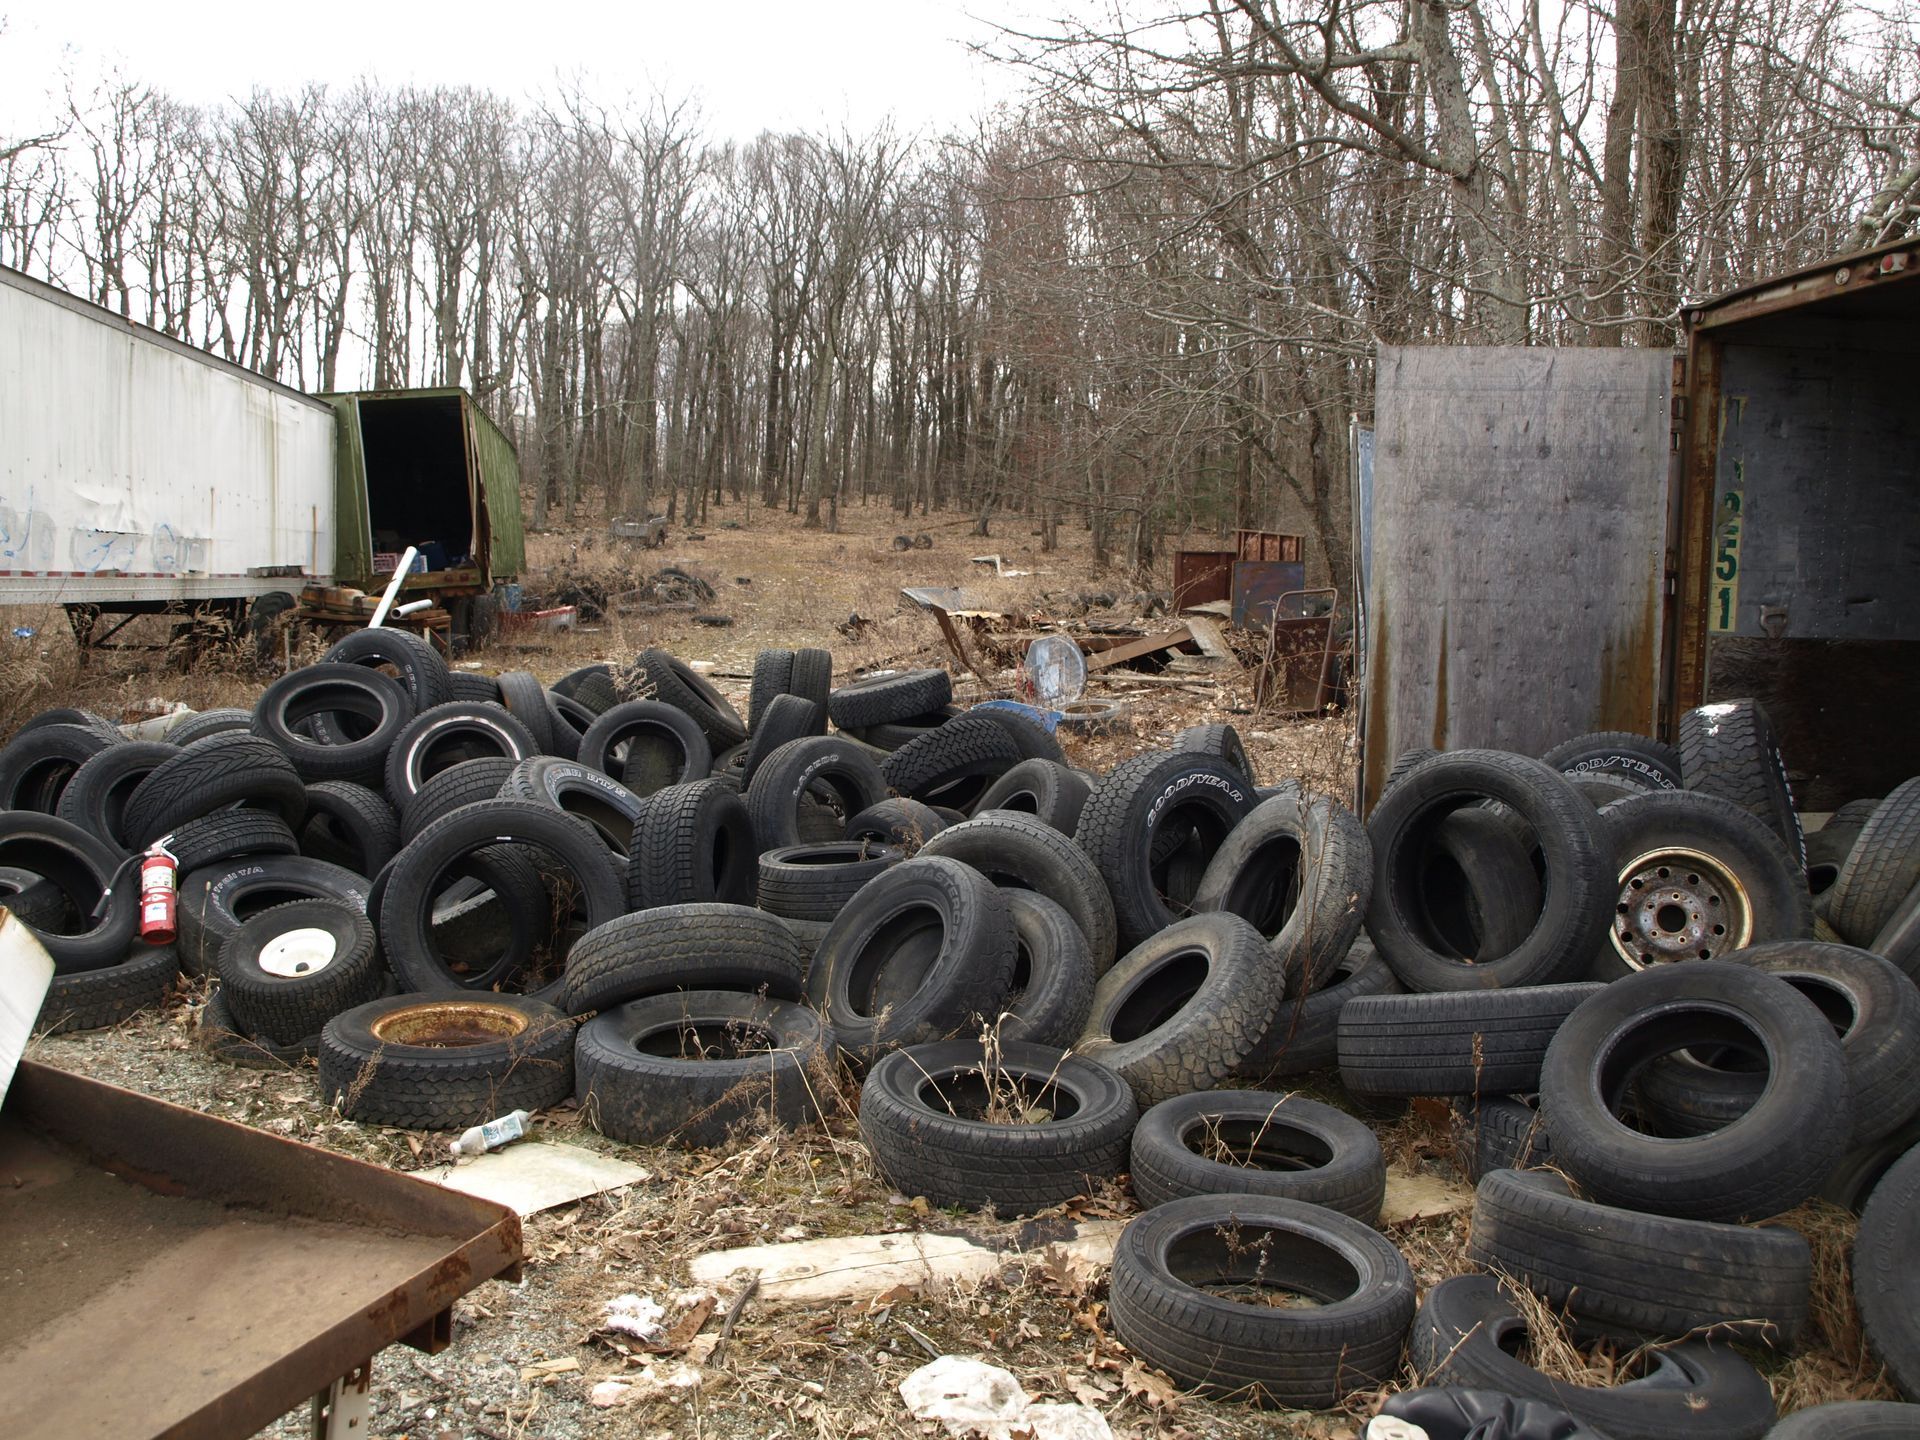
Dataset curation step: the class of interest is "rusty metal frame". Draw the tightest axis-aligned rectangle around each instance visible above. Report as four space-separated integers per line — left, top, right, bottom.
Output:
2 1061 523 1440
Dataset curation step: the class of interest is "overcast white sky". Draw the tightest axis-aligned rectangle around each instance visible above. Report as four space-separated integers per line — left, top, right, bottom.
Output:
0 0 1046 139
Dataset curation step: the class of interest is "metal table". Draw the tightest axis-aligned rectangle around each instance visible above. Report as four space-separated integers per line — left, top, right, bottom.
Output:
0 1061 523 1439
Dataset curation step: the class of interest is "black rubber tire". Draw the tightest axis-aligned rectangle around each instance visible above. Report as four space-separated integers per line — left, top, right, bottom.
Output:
1594 789 1813 977
1818 1111 1920 1213
1129 1091 1386 1221
745 736 889 851
1451 1095 1553 1182
577 990 827 1147
881 715 1024 813
741 693 826 787
492 670 556 753
1365 749 1611 992
807 855 1017 1063
557 903 806 1016
383 702 541 806
624 648 748 749
1077 912 1281 1107
845 708 961 751
198 986 317 1069
969 705 1068 765
0 813 139 972
1381 746 1441 798
0 865 73 929
34 942 177 1035
625 780 758 910
123 736 308 847
1109 1193 1414 1408
1173 722 1256 785
1539 960 1850 1221
319 992 575 1130
1857 1142 1920 1400
1633 941 1920 1148
178 854 371 977
0 723 115 813
918 810 1120 974
1240 939 1405 1078
1829 779 1920 948
17 706 119 741
551 663 614 705
828 668 953 730
1680 698 1805 869
1076 750 1258 954
577 699 713 796
1469 1166 1811 1347
165 810 300 874
1193 789 1373 998
252 663 413 784
379 799 623 1001
1338 984 1606 1098
1409 1275 1778 1440
1542 730 1684 793
400 756 518 843
974 759 1091 834
844 798 949 851
500 755 646 854
756 840 901 922
544 692 594 761
1768 1404 1920 1439
859 1040 1137 1213
318 627 453 716
298 781 401 876
55 740 178 851
448 672 501 704
998 890 1096 1047
368 846 553 990
1807 812 1871 898
789 648 833 711
1055 699 1128 736
1413 806 1546 963
747 649 796 732
216 897 385 1046
167 708 254 746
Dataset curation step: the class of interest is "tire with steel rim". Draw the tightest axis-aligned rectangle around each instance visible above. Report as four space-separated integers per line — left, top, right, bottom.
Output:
319 992 575 1130
1593 789 1811 978
216 897 384 1046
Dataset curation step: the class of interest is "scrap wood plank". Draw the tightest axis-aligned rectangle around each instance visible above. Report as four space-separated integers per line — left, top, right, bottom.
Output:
1183 615 1239 669
687 1220 1125 1303
1081 624 1194 672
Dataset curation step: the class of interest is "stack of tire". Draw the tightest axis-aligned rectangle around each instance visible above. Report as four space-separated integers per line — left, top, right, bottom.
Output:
13 655 1920 1432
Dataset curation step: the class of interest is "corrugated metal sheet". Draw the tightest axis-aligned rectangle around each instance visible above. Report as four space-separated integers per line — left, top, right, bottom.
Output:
1361 345 1672 810
0 267 336 602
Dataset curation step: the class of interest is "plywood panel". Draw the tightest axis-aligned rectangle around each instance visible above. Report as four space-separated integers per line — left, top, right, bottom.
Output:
1361 346 1672 809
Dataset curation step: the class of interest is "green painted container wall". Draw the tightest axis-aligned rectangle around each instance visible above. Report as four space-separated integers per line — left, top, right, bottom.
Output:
318 386 523 587
465 395 526 579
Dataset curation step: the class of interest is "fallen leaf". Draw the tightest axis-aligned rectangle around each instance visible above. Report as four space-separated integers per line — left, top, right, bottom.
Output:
1120 1361 1178 1411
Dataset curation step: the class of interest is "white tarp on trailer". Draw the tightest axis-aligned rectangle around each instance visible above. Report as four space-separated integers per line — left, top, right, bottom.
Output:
0 267 336 604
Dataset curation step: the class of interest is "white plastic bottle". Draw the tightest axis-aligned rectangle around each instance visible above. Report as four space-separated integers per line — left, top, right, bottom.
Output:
450 1109 532 1158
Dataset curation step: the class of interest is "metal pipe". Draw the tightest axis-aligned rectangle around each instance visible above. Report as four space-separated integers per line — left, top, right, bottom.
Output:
367 546 417 629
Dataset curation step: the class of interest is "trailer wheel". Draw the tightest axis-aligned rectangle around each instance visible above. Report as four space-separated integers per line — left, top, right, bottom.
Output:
247 591 296 669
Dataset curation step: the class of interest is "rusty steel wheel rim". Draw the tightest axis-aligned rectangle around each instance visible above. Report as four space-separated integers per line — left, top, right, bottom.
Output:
369 999 530 1048
1608 845 1753 970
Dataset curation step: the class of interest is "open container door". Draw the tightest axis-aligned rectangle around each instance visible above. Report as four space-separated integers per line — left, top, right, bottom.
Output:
1358 345 1675 811
1675 239 1920 809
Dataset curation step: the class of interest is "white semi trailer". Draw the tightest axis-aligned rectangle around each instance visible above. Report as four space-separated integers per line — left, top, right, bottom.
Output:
0 264 523 654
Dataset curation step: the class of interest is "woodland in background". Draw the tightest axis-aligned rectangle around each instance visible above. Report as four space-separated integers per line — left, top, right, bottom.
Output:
2 0 1916 588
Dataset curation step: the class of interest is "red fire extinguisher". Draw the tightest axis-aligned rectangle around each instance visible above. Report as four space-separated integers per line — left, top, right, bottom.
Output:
138 841 178 946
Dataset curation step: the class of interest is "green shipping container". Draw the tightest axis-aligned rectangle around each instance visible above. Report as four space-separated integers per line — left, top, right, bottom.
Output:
318 387 525 598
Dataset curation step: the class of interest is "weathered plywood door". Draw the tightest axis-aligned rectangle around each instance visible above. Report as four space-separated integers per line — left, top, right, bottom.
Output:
1360 346 1672 809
